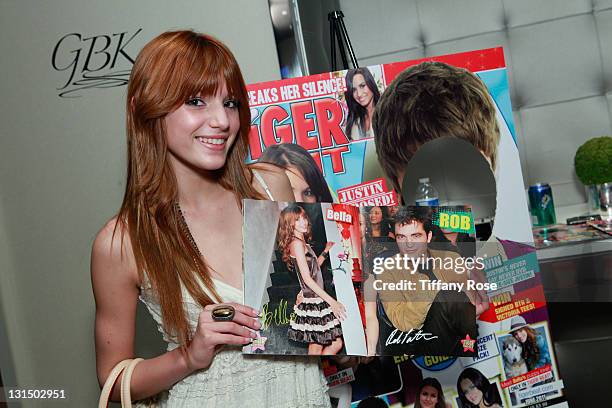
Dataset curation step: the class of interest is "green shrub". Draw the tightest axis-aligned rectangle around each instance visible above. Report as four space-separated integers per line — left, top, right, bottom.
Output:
574 136 612 185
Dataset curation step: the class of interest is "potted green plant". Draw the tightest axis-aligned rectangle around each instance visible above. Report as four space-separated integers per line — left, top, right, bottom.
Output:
574 136 612 212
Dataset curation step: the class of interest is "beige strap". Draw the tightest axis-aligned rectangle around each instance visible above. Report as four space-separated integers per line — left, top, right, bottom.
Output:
98 358 143 408
98 359 131 408
121 358 144 407
252 169 275 200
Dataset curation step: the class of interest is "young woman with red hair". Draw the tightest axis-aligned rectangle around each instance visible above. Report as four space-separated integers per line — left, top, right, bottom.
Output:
91 30 331 407
276 205 345 355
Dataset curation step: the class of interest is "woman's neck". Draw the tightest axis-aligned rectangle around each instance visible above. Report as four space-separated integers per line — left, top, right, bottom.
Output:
366 101 374 118
293 231 305 241
171 156 232 212
371 223 381 236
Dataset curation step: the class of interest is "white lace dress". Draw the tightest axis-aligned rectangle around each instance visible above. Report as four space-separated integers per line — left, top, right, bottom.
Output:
139 276 331 408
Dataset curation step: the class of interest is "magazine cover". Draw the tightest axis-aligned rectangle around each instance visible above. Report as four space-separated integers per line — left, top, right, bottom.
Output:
245 47 566 406
243 201 482 357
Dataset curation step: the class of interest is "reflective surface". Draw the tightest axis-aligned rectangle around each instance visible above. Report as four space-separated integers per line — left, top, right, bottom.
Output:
542 249 612 406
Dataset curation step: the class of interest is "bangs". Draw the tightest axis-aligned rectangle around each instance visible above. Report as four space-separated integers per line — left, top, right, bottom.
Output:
283 205 307 219
173 36 244 105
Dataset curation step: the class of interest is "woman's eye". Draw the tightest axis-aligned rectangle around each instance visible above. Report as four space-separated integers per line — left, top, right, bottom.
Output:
303 188 314 197
224 99 239 109
186 97 205 107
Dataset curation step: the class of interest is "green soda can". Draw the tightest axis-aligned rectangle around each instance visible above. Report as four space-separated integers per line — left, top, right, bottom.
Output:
528 183 557 226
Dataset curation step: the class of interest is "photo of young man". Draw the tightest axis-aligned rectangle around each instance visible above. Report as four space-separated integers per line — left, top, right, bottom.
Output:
365 206 478 356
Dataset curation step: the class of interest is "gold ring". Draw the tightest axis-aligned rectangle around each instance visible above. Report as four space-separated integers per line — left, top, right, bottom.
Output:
211 305 235 322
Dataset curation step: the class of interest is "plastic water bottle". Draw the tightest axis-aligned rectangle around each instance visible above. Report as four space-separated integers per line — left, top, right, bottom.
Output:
415 178 439 206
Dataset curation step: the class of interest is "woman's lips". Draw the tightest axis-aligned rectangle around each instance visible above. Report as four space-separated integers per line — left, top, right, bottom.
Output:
195 136 227 151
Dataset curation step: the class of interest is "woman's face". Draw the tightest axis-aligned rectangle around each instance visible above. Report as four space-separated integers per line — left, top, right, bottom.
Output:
164 82 240 172
294 215 309 234
359 213 367 236
369 207 383 225
460 378 483 406
419 385 439 408
513 329 528 343
286 167 316 203
352 73 374 109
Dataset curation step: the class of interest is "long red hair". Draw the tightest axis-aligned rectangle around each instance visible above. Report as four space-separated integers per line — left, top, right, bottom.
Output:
116 30 262 346
277 205 312 268
519 327 541 368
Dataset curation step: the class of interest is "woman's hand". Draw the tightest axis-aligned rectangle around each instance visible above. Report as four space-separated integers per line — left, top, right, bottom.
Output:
467 267 490 316
317 242 335 266
295 290 304 305
186 303 260 371
329 300 347 321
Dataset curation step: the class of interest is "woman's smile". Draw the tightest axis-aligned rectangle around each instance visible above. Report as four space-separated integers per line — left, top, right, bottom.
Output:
195 135 229 151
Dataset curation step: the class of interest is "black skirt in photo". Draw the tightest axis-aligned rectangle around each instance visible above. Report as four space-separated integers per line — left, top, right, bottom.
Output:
288 296 343 345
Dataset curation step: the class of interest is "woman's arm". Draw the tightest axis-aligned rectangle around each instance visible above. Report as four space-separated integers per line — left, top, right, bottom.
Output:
535 335 551 367
92 219 194 401
249 163 294 202
290 240 346 320
92 219 260 402
317 242 334 266
364 298 378 356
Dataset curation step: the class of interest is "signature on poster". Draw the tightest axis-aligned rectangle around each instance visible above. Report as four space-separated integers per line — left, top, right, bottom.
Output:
260 299 296 330
385 328 438 346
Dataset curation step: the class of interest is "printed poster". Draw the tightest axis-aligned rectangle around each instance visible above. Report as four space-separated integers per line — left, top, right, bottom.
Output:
244 47 566 406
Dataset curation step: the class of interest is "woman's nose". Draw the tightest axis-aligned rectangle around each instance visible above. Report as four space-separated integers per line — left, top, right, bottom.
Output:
208 103 230 130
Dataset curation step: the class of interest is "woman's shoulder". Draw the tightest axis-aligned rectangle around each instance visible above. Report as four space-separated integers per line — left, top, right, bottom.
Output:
249 162 294 201
289 237 306 252
93 216 122 255
91 216 139 286
536 334 547 347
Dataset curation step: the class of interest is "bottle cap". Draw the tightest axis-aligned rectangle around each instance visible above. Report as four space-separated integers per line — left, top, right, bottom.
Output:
418 177 429 183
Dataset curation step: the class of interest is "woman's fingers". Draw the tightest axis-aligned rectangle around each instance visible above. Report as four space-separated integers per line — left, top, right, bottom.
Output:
338 302 347 318
200 304 261 330
218 310 260 330
333 305 346 321
204 302 258 317
209 332 254 346
205 321 258 339
226 302 259 317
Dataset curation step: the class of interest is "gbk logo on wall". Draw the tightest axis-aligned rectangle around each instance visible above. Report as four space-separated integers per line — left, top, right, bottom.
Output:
51 29 142 97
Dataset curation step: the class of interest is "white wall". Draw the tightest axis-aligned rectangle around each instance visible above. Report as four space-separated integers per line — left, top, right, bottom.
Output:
0 1 280 406
339 0 612 208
